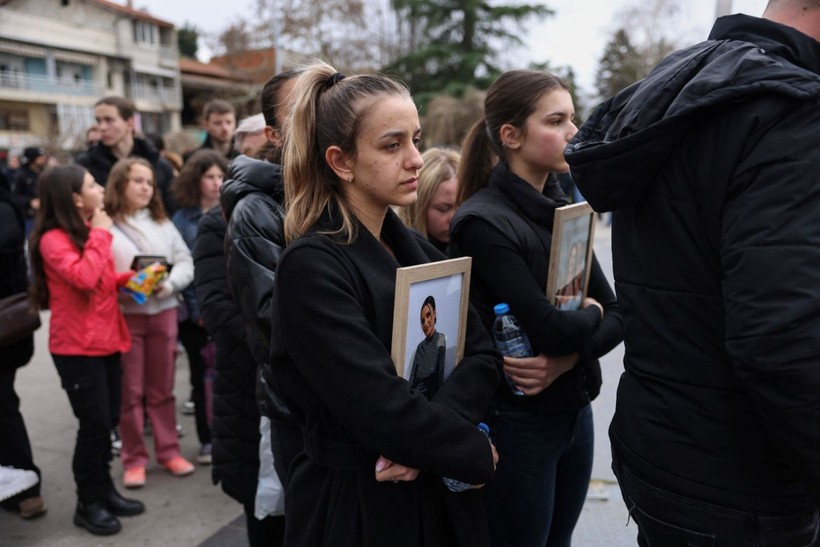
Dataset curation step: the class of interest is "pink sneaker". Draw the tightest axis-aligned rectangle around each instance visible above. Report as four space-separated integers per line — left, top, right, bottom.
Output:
123 467 146 489
164 456 194 477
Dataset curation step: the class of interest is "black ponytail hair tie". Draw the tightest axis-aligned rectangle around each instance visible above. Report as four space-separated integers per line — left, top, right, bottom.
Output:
325 73 346 89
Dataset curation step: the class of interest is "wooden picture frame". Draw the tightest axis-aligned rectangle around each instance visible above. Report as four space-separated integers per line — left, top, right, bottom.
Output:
391 257 472 394
545 202 597 311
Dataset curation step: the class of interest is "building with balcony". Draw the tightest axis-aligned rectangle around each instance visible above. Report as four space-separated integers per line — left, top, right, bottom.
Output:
0 0 182 156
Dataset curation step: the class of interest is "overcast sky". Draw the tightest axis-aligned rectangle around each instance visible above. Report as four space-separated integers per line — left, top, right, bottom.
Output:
133 0 768 97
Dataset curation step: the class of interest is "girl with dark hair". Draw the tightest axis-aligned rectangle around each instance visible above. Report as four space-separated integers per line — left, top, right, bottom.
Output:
270 61 500 546
105 158 195 489
29 165 144 536
171 149 228 465
449 70 625 547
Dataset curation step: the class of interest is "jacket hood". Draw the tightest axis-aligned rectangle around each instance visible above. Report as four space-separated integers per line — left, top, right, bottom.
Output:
220 155 284 219
566 14 820 212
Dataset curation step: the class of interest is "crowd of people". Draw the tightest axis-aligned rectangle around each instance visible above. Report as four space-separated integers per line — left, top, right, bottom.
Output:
1 1 818 545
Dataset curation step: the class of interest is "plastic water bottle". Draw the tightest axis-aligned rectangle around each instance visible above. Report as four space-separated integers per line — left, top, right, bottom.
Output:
492 303 531 396
443 422 491 492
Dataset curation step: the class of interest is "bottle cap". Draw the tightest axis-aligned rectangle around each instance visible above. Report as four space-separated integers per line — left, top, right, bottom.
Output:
493 303 510 315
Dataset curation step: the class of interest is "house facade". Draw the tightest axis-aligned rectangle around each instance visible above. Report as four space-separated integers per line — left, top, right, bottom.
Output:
0 0 182 156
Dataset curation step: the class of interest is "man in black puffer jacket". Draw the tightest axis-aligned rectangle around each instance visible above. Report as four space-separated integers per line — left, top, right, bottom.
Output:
566 2 820 544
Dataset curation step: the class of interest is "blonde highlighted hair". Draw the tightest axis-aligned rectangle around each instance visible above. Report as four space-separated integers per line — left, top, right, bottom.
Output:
283 60 411 244
399 147 460 238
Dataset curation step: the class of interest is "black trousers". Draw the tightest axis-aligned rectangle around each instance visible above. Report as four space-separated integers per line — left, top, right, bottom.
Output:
178 320 212 445
0 366 41 501
244 502 285 547
52 353 121 503
613 455 820 547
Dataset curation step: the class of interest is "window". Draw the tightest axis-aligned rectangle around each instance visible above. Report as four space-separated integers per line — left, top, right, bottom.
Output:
0 109 30 131
0 57 23 88
56 62 88 86
133 21 157 46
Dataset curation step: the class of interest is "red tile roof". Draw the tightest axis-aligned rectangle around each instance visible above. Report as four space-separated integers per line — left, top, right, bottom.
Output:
179 57 251 82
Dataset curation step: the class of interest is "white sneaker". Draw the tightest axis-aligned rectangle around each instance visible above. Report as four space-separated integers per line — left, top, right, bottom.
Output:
0 466 39 502
111 428 122 457
183 399 195 416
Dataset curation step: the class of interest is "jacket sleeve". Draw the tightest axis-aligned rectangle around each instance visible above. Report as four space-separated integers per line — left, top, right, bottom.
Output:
164 221 194 294
454 217 601 355
10 171 32 211
39 229 113 291
722 106 820 503
275 243 497 484
193 208 236 338
579 254 624 361
225 196 286 361
172 211 200 322
155 158 178 215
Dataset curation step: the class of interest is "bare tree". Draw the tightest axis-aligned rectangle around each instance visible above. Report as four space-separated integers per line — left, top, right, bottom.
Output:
218 20 253 57
211 0 394 72
613 0 683 75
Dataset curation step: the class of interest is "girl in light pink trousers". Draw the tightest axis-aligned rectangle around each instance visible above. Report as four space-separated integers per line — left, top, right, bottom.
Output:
104 158 195 488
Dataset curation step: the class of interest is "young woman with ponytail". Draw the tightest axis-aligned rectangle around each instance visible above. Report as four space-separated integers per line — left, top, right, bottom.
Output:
449 70 624 547
269 61 500 546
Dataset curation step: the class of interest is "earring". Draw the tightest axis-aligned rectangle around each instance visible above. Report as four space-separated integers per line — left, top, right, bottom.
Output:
348 175 354 184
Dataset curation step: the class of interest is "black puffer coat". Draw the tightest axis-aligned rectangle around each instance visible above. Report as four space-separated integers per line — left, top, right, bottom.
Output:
220 155 293 422
194 205 260 505
566 14 820 512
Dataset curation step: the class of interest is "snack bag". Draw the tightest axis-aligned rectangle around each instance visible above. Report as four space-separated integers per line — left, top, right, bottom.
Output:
122 262 168 304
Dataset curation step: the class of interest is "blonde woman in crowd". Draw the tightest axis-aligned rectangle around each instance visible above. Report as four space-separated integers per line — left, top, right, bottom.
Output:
399 147 460 253
269 61 499 546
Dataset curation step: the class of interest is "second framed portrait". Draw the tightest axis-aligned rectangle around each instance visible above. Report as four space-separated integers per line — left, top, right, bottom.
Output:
545 202 597 311
391 257 472 399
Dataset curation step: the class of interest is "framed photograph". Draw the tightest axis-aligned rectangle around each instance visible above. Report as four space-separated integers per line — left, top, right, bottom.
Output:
545 202 597 311
391 257 472 398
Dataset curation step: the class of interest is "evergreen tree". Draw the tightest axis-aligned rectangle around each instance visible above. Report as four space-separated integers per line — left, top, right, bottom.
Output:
384 0 553 105
594 29 643 100
177 23 199 58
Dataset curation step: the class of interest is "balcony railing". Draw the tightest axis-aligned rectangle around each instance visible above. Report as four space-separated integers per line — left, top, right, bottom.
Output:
129 83 180 105
0 72 103 97
160 44 178 63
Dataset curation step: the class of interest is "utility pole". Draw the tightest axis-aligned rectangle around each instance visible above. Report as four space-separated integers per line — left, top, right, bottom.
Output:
715 0 733 18
271 0 282 74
